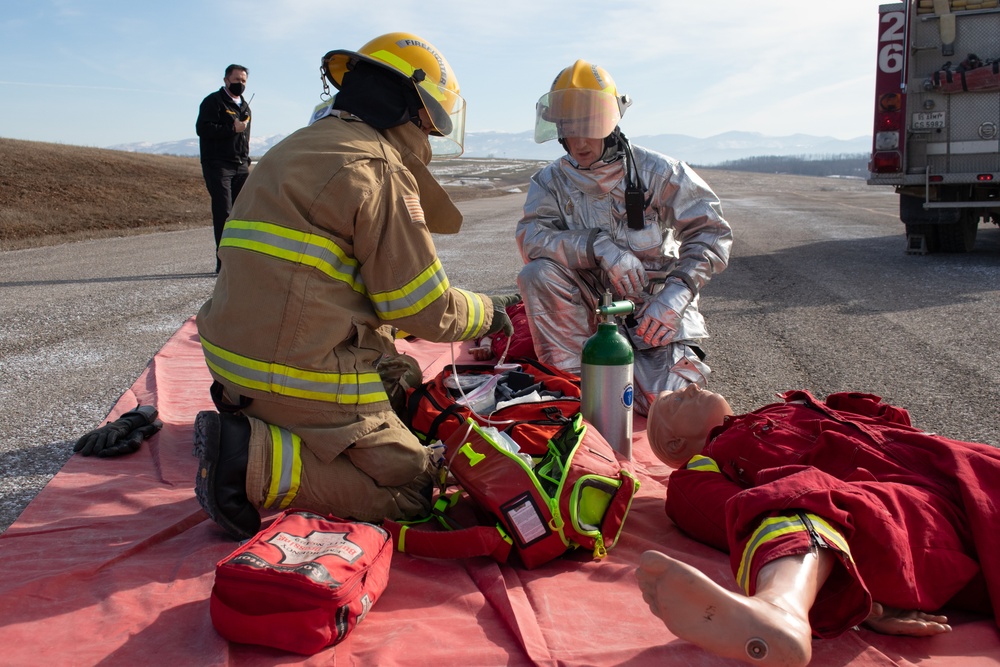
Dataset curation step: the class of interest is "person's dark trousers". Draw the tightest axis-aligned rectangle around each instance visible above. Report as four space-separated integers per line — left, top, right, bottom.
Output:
202 161 250 273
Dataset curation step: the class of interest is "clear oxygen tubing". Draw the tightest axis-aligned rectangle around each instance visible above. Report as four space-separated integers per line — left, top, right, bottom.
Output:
441 335 517 473
445 335 515 428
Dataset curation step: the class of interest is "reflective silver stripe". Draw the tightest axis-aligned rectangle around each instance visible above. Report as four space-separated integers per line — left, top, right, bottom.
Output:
369 257 450 320
808 514 852 555
221 220 366 295
201 337 389 405
264 424 302 510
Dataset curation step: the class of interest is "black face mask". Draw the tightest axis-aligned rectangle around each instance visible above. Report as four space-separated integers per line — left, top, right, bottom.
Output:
227 82 245 96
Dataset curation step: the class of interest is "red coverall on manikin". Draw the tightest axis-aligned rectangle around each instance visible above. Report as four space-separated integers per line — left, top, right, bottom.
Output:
665 390 1000 637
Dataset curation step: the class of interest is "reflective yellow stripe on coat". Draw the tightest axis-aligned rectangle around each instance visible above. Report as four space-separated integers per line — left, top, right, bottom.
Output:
201 337 389 405
455 287 490 340
222 220 486 331
221 220 366 295
368 256 449 320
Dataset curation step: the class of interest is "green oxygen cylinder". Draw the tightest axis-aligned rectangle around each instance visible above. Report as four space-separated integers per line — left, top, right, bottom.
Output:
581 292 635 459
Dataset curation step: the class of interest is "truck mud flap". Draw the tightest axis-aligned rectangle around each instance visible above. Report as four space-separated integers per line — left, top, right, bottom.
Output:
899 194 961 225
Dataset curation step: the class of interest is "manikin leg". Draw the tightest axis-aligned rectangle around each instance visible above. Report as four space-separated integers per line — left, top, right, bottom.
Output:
636 549 832 666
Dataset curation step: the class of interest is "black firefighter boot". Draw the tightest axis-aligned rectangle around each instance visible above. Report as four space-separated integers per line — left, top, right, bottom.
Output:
192 410 261 540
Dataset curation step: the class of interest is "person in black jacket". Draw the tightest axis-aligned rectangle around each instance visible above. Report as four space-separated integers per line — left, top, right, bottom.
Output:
196 64 251 273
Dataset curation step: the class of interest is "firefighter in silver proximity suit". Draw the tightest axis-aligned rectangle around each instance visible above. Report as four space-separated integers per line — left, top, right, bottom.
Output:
516 60 733 416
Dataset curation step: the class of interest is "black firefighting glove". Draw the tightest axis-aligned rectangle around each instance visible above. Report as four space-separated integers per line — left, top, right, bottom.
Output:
74 404 161 457
99 419 163 457
486 293 521 337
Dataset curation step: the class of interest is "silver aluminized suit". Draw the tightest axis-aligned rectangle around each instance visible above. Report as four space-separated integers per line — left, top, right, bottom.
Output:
516 145 732 415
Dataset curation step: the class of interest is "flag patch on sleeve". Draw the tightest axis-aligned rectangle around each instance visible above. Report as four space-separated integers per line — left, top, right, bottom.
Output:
403 196 425 225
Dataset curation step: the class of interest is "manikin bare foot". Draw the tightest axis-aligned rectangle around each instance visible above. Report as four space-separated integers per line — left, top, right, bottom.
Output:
636 550 814 666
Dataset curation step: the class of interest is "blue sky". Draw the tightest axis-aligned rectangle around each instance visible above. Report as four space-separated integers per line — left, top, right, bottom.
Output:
1 0 884 149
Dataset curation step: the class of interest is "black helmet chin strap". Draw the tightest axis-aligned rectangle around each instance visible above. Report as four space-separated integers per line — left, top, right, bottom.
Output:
558 128 649 230
615 128 649 230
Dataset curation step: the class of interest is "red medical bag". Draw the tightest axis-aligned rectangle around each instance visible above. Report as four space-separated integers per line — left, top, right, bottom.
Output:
210 510 392 655
405 358 582 457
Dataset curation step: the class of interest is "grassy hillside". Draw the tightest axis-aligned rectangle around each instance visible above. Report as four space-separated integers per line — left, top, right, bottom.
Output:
0 138 543 251
0 138 212 250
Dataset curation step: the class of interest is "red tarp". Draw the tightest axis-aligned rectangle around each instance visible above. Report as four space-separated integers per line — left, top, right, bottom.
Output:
0 317 996 666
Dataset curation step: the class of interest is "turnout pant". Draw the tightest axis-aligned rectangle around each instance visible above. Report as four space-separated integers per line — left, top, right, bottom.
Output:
219 385 435 523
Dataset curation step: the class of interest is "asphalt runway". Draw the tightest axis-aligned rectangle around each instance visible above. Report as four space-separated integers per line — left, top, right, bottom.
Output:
2 168 998 532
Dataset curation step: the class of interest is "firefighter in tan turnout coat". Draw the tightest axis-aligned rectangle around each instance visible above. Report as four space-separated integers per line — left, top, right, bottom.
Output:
193 32 517 540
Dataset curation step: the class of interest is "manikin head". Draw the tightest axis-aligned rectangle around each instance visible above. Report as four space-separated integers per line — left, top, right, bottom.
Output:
646 384 734 468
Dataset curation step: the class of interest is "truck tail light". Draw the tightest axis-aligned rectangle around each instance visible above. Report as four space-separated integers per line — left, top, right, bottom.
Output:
977 174 994 182
929 174 944 182
872 151 902 173
880 93 902 112
877 93 903 132
878 112 902 132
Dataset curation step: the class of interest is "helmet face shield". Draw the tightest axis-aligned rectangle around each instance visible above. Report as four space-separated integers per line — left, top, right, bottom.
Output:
534 88 622 143
416 82 466 157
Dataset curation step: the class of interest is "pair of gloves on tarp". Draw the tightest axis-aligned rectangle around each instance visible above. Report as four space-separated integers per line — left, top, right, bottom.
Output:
74 404 163 457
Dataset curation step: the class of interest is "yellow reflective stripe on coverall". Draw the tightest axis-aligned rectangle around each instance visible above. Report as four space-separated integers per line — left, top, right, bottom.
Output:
736 514 853 594
263 424 302 510
201 337 389 405
685 454 721 473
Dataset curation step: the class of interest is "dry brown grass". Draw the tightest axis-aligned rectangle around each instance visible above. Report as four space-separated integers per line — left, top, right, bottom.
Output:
0 138 213 250
0 137 542 251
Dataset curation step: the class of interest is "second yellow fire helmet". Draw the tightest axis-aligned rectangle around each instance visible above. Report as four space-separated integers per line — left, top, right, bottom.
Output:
534 59 632 144
323 32 466 156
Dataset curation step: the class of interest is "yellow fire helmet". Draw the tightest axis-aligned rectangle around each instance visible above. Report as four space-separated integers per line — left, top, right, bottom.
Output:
323 32 466 156
534 59 632 144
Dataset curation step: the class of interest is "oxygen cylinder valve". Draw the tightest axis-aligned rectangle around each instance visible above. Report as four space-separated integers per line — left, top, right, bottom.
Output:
582 291 635 459
595 291 635 323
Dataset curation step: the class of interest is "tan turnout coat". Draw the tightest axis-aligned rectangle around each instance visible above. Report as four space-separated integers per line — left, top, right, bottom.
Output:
197 115 494 417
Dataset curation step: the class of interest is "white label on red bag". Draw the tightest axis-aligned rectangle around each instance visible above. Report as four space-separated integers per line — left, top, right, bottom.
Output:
504 495 548 545
268 531 364 565
358 594 373 623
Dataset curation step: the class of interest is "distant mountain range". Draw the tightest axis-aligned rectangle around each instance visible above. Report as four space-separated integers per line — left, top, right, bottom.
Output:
109 130 871 166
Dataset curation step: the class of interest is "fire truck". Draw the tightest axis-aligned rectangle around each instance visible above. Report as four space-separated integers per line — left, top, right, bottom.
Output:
868 1 1000 253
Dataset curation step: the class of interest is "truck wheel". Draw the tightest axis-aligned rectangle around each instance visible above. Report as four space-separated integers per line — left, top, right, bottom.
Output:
904 224 939 254
936 211 979 253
